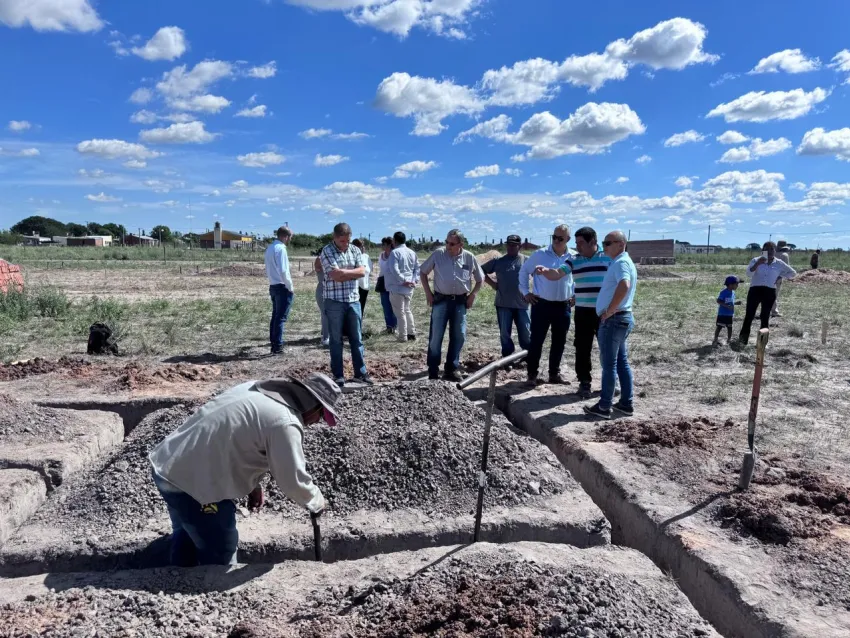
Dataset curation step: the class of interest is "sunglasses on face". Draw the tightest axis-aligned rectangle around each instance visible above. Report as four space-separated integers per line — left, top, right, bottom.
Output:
552 235 570 242
603 240 621 247
446 241 460 247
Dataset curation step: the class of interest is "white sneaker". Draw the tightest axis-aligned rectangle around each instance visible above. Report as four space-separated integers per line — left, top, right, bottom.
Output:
321 339 330 347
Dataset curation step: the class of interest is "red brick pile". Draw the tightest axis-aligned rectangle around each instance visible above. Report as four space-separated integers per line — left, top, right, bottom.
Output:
0 259 24 294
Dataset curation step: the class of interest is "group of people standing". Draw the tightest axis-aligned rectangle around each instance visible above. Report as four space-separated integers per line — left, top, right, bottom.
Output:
266 222 638 419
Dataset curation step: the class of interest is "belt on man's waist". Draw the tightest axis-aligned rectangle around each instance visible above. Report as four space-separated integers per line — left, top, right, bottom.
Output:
536 298 570 305
434 292 468 301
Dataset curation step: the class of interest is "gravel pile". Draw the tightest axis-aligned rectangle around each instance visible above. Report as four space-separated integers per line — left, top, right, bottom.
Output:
295 553 716 637
21 405 196 539
1 548 717 637
0 394 80 441
255 381 570 517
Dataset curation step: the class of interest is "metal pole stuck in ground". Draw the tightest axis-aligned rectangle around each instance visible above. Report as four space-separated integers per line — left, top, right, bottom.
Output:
739 328 769 491
822 319 827 345
311 512 323 562
473 369 498 543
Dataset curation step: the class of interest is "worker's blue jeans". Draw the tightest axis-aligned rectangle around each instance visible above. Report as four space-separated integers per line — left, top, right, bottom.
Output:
269 284 294 353
496 307 531 357
427 294 467 376
153 471 238 567
598 312 634 411
324 299 367 380
380 290 397 330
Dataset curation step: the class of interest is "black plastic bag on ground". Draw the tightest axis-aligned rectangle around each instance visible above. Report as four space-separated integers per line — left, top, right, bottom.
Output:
87 322 118 355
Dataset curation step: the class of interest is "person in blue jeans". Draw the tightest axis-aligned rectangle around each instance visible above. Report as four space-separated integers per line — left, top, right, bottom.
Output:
319 223 374 386
420 229 484 382
264 226 295 355
584 230 637 419
376 237 398 334
482 235 531 363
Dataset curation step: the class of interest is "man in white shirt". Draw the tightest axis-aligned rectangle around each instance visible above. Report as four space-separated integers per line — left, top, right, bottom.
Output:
149 373 339 567
519 225 574 386
385 231 421 343
352 238 372 317
740 241 797 344
264 226 294 355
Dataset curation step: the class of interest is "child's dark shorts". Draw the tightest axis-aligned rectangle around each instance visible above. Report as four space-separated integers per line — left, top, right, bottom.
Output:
716 315 733 327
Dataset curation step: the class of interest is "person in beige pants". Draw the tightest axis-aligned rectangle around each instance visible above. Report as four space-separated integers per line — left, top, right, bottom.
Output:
385 231 420 342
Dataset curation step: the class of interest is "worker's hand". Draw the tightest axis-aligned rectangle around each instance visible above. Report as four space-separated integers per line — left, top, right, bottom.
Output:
466 293 476 309
404 281 416 288
569 297 576 309
485 278 498 290
425 291 434 307
523 293 539 305
247 486 264 512
534 266 548 275
757 256 767 265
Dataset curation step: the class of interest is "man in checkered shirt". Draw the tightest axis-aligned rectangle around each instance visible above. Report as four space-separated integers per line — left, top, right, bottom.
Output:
320 223 373 387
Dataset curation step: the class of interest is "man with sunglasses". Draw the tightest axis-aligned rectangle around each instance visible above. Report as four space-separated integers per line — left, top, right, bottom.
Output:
149 373 339 566
519 225 574 386
420 229 484 381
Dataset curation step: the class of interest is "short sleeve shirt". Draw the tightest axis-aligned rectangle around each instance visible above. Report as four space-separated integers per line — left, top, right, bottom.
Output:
421 248 484 295
320 242 363 303
596 252 637 315
717 289 735 317
482 254 528 309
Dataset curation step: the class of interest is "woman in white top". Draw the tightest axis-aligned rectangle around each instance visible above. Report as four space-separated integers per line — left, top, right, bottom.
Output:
351 238 371 317
740 241 797 344
376 237 398 334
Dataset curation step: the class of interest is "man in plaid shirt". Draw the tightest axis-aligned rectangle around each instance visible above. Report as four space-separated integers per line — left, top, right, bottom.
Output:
321 223 373 387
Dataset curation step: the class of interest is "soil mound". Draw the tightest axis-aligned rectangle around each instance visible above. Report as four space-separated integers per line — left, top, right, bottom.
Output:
197 264 265 277
295 553 716 637
0 357 92 382
282 359 401 383
0 395 81 441
474 249 501 265
114 363 222 390
715 463 850 545
794 268 850 285
257 381 569 516
596 417 735 449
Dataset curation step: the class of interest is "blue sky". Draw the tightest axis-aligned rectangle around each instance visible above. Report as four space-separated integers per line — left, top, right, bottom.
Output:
1 0 849 247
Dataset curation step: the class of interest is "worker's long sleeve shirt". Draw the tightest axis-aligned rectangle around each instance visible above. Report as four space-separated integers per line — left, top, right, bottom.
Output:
149 381 324 513
519 245 574 301
265 240 294 292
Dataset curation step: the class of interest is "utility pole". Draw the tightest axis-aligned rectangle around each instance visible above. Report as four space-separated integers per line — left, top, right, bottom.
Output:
706 225 711 256
628 229 631 241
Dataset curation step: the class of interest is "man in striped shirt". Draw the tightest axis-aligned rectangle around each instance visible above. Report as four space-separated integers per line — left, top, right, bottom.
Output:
536 227 611 399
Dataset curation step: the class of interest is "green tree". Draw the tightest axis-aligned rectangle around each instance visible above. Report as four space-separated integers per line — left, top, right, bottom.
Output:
10 216 67 237
0 229 23 245
86 222 111 236
151 225 172 242
102 223 127 239
66 223 89 237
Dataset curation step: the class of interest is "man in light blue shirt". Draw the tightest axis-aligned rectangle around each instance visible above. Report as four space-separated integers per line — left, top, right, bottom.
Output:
264 226 294 355
585 230 637 420
385 231 420 343
518 224 574 385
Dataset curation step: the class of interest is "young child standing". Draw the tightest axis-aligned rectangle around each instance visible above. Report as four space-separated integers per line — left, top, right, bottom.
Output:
715 275 742 345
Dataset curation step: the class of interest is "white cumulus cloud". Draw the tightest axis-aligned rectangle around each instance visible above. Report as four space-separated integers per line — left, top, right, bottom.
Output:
140 121 217 144
392 160 437 178
707 88 829 123
169 94 231 113
235 105 267 118
77 138 163 160
674 176 693 188
718 137 792 163
504 168 522 177
130 110 158 125
8 120 32 132
750 49 820 74
663 130 705 147
85 192 120 202
315 153 350 167
123 159 147 169
132 26 188 61
237 152 286 167
0 0 103 32
248 61 277 79
261 212 271 218
300 128 332 139
129 87 154 105
616 176 629 183
635 154 652 164
797 127 850 161
156 60 233 99
605 17 718 70
465 164 500 178
717 130 749 145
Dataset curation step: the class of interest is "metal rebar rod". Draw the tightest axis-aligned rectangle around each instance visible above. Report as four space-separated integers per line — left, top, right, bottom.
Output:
473 369 498 543
311 512 323 562
458 350 528 390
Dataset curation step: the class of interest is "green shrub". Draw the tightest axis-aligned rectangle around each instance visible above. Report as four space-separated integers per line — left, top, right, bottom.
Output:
31 286 70 318
0 288 32 321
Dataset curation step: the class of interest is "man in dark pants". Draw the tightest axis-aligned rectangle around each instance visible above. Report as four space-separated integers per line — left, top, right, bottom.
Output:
482 234 530 362
739 241 797 344
536 227 611 398
518 225 573 385
264 225 294 355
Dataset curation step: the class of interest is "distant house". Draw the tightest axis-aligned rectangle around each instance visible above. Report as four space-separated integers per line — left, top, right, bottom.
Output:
62 235 114 247
628 239 675 262
521 238 540 251
198 222 255 250
125 234 159 247
21 233 52 246
675 241 723 255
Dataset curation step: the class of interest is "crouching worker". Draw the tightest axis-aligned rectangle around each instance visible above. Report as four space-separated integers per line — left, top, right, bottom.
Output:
148 373 340 567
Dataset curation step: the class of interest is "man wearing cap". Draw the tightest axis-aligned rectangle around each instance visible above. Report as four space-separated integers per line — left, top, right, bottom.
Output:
771 240 791 318
519 224 574 386
149 373 339 567
714 275 742 345
482 235 530 363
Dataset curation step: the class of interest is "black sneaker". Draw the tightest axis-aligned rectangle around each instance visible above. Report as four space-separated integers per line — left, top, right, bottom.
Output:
443 370 463 382
407 334 416 341
428 373 440 381
385 327 396 335
333 377 345 387
354 374 374 386
527 374 543 387
612 402 634 417
583 403 612 420
577 383 592 400
548 373 569 385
